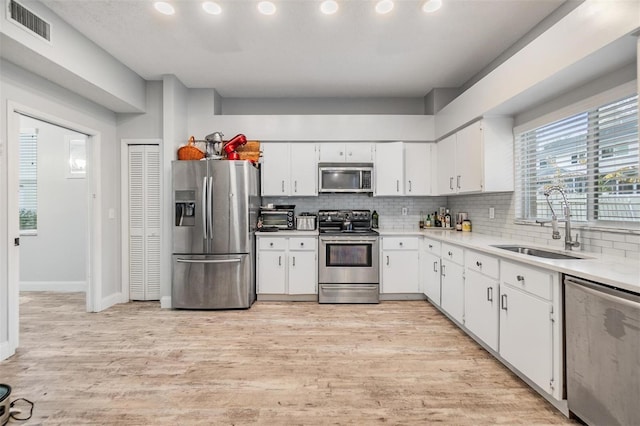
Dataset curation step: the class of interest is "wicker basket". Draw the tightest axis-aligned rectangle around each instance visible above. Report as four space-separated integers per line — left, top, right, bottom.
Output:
235 140 261 162
177 136 205 160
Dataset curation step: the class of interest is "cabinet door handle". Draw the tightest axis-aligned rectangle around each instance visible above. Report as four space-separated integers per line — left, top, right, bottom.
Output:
396 180 399 192
409 180 412 192
457 175 461 189
441 264 446 277
487 287 493 302
278 256 282 266
399 241 403 247
449 177 454 190
292 256 295 267
340 151 344 156
269 242 274 247
428 244 433 249
386 255 390 266
294 181 298 193
300 242 304 247
517 275 525 283
433 261 438 273
501 294 508 310
476 261 482 268
281 180 285 193
448 251 453 257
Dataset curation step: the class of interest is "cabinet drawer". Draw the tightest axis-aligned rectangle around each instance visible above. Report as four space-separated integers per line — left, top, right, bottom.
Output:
441 243 464 265
258 237 287 250
466 250 499 279
288 237 317 251
501 261 553 300
422 238 441 255
382 237 419 250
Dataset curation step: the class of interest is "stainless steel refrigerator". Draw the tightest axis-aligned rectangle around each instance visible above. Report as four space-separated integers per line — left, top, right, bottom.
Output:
172 160 260 309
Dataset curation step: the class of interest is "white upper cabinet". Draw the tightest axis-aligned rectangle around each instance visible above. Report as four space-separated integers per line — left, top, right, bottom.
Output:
404 143 432 196
437 134 457 195
436 117 514 195
318 143 373 163
261 142 317 196
374 142 404 196
290 144 317 196
261 143 290 196
375 142 433 196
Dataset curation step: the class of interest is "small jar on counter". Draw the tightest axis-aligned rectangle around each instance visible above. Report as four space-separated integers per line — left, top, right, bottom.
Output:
462 219 472 232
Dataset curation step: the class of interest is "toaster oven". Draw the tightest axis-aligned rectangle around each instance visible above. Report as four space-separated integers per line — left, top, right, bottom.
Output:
259 209 294 229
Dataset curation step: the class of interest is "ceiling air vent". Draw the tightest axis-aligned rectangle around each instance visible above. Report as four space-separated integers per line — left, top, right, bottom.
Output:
8 0 51 41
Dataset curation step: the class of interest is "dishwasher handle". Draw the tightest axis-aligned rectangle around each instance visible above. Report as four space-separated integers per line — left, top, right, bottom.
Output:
565 276 640 307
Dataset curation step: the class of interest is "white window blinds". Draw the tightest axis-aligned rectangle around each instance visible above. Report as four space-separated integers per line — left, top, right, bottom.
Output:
515 94 639 224
19 128 38 231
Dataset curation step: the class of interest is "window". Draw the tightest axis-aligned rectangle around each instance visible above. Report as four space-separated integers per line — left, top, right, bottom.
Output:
19 128 38 232
515 94 639 225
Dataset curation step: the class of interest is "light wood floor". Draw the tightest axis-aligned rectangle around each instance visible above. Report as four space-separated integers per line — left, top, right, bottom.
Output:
0 292 576 425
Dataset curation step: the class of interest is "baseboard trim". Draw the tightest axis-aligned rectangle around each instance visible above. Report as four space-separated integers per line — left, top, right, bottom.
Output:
160 296 172 309
20 281 87 292
97 292 128 312
0 341 14 361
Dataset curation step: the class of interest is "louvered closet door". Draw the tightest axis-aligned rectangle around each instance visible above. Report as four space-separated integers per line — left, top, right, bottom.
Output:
128 145 161 300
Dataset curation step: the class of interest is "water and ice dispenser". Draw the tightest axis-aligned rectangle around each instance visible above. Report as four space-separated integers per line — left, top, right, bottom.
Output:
175 190 196 226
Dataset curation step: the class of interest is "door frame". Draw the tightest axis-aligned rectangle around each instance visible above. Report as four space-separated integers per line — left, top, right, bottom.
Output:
5 101 102 358
120 139 162 304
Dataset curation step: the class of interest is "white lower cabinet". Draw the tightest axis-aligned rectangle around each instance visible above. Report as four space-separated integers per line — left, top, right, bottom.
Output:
499 260 561 399
381 237 420 294
420 238 441 305
464 251 499 351
440 243 464 323
257 236 317 297
288 239 317 294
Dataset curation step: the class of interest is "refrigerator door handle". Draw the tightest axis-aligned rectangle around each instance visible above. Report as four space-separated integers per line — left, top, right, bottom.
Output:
176 258 242 264
201 176 208 240
208 176 214 240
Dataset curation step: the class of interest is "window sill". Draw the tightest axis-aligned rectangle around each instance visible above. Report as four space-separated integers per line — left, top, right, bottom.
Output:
20 230 38 236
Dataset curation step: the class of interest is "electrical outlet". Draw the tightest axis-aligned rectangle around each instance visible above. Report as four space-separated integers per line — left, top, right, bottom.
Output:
401 207 408 216
489 207 495 219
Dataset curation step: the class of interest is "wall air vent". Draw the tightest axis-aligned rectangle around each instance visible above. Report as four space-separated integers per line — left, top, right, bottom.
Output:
8 0 51 41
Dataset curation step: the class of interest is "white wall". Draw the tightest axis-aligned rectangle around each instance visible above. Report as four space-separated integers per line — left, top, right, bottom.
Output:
435 0 640 139
161 75 189 305
19 116 88 289
1 58 121 358
0 0 146 112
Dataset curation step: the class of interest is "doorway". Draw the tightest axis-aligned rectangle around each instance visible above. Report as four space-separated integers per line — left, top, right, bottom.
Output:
18 115 89 293
4 102 103 360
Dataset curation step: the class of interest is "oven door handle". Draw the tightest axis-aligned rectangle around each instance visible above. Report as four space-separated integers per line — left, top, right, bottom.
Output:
320 238 378 244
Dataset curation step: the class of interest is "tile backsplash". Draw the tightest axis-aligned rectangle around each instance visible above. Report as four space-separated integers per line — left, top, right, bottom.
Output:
447 192 640 260
265 192 640 260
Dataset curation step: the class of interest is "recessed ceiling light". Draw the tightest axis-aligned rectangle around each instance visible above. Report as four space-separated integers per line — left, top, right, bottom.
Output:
257 1 276 15
375 0 394 15
154 1 175 15
320 0 339 15
422 0 442 13
202 1 222 15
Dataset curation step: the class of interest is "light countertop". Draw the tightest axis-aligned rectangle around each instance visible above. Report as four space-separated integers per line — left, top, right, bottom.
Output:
377 229 640 294
256 230 319 236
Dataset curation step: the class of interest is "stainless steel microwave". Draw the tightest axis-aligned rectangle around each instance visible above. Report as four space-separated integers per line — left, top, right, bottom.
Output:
318 163 373 193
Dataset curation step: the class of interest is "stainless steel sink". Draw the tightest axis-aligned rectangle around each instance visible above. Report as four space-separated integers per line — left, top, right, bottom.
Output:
491 245 586 260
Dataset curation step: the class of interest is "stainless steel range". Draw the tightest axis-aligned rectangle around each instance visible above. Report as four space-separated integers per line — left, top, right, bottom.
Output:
318 210 379 304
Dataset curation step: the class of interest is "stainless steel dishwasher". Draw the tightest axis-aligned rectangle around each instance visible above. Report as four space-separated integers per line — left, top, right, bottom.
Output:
565 275 640 426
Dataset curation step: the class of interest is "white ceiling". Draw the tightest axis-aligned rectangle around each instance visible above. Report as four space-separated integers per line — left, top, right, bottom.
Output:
40 0 568 98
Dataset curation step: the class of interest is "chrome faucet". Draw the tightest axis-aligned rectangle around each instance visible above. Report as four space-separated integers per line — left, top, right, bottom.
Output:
539 186 580 251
